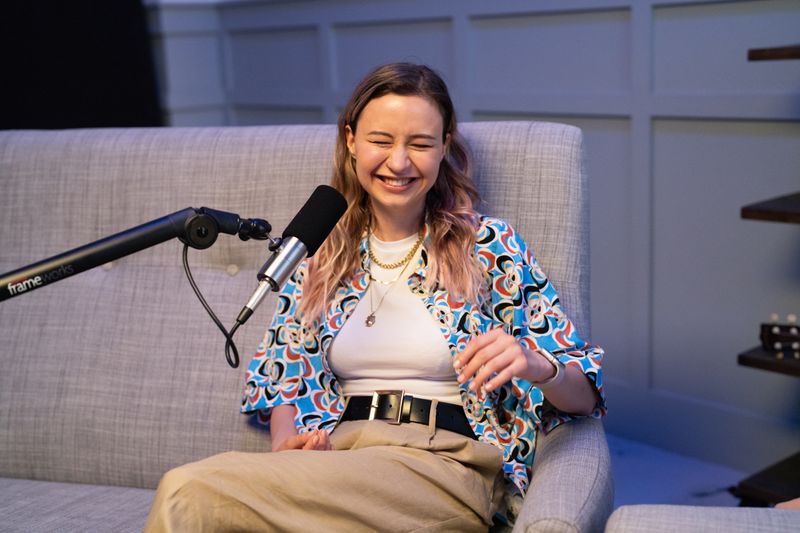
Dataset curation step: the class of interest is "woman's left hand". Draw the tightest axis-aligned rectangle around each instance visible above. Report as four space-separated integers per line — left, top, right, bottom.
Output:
453 328 555 396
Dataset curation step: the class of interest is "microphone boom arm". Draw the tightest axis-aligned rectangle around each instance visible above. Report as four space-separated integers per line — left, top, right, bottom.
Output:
0 207 271 302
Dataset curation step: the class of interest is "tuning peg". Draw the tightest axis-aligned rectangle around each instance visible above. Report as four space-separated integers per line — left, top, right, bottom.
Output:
787 313 798 324
769 312 780 322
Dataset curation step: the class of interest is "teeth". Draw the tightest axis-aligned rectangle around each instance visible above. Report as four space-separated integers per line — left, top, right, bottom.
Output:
382 177 413 187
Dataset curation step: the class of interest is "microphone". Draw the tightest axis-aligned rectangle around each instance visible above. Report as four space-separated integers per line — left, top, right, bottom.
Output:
236 185 347 325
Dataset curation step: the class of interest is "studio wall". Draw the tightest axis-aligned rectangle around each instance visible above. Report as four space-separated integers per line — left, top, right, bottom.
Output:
146 0 800 474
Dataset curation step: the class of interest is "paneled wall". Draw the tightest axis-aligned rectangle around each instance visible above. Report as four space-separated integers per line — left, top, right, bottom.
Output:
147 0 800 473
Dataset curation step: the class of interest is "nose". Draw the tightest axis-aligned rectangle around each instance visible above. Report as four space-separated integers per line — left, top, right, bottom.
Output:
386 144 411 173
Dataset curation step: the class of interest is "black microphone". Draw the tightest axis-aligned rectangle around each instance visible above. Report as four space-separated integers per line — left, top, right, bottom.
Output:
235 185 347 325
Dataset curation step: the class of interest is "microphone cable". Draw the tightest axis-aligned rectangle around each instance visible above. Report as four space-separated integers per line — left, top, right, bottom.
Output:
179 187 346 369
181 243 241 368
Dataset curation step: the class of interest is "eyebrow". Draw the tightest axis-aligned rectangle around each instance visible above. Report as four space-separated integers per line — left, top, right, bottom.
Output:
366 130 438 141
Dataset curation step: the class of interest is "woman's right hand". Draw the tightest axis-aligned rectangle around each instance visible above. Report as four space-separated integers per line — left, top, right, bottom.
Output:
273 429 334 452
270 404 334 452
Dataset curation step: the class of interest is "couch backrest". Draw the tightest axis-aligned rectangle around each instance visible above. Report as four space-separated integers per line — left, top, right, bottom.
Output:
0 122 588 489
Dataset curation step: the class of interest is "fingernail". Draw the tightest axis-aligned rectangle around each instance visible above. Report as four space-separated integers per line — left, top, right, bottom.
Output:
457 375 464 383
453 359 461 368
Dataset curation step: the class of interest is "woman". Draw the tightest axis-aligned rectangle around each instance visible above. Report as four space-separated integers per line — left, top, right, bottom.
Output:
146 63 605 532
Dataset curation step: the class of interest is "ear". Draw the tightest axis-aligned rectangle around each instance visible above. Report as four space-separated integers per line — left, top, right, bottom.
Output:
442 132 451 160
345 125 356 158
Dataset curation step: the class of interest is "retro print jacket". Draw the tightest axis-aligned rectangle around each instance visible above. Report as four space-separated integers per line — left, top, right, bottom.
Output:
241 216 605 494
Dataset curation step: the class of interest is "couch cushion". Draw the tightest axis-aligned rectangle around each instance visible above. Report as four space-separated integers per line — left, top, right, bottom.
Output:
0 477 154 533
605 504 800 532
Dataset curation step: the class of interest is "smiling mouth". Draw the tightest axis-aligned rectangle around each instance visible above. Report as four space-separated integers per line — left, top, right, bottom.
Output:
378 176 416 187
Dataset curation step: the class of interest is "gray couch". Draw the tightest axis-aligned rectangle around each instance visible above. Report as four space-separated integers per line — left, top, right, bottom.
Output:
605 504 800 532
0 122 613 532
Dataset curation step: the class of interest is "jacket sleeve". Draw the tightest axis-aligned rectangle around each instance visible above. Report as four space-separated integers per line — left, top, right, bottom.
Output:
240 261 320 426
486 219 606 433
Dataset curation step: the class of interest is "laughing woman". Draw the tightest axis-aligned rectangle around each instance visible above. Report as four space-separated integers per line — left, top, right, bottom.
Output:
145 63 605 532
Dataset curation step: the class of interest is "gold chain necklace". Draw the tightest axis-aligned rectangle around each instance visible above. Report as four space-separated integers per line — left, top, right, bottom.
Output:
364 229 424 327
367 229 424 269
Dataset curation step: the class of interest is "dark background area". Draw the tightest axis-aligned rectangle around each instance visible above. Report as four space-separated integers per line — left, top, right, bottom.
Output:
2 0 163 129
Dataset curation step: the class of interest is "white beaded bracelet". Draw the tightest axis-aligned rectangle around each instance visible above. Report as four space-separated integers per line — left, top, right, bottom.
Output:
531 349 565 388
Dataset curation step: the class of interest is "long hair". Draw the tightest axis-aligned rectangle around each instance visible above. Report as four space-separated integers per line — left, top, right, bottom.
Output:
299 63 484 323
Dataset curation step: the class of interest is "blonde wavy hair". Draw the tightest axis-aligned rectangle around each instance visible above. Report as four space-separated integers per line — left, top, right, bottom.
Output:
299 63 485 323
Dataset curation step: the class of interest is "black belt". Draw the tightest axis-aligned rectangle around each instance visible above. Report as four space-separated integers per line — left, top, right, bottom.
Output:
340 391 476 440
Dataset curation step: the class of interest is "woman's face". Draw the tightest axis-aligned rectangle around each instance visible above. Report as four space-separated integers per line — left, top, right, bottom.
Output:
346 93 449 229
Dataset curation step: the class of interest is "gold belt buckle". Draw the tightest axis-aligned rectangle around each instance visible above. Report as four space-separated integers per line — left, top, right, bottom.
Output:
369 390 405 424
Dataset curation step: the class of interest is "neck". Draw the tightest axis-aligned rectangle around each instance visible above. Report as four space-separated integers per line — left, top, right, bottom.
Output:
370 206 424 241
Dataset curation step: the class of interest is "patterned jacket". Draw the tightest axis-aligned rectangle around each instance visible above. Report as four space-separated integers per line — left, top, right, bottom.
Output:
242 215 605 494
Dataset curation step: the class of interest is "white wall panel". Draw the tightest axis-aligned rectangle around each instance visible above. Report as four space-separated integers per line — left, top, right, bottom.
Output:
148 4 227 125
654 0 800 95
170 108 229 126
333 19 454 92
163 34 226 105
470 10 631 95
652 120 800 406
231 106 324 125
228 27 322 102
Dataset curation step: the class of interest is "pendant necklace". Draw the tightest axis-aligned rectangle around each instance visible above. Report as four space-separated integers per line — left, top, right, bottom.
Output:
364 229 424 327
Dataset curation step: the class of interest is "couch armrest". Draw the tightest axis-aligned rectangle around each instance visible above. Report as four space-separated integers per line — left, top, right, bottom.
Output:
513 417 614 532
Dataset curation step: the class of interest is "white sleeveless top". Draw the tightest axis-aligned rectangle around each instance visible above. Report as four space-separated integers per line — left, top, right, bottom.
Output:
327 232 461 404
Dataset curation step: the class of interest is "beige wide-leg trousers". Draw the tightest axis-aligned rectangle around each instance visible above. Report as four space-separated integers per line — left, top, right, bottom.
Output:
144 419 505 532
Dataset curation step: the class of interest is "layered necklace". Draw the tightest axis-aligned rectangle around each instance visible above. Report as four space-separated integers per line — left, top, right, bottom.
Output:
364 228 424 327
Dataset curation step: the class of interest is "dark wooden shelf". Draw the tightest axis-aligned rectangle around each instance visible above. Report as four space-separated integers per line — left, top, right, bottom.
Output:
735 349 800 505
748 45 800 61
740 192 800 224
738 347 800 377
735 451 800 505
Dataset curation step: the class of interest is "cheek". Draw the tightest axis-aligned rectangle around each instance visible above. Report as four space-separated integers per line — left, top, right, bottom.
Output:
354 161 371 189
354 147 380 181
355 144 383 170
352 150 371 186
415 153 444 179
